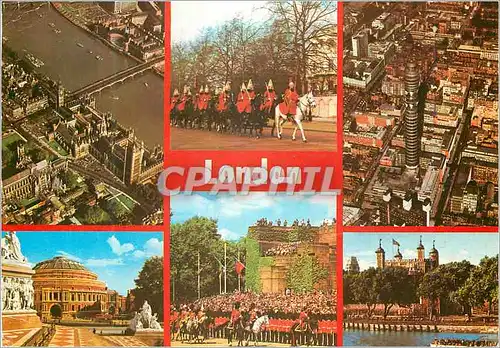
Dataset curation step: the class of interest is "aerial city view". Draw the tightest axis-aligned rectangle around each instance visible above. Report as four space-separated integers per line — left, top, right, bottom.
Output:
2 2 164 225
342 2 498 226
170 193 337 346
169 1 337 151
343 233 498 347
1 231 164 347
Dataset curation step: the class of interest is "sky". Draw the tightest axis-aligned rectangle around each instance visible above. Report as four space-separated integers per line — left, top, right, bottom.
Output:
171 192 337 241
344 233 499 271
171 1 338 43
4 232 164 296
171 1 269 43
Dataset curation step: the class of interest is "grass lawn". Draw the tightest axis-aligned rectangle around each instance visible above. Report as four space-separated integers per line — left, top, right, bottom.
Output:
2 132 24 152
48 139 69 156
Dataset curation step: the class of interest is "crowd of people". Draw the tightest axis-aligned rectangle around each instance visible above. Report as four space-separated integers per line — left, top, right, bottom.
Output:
255 218 312 227
264 242 299 256
175 290 336 320
431 339 497 347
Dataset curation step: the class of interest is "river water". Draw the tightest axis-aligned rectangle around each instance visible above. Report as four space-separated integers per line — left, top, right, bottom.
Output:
344 329 499 346
3 3 163 148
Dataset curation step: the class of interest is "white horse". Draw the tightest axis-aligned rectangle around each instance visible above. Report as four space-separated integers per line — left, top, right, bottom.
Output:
274 91 316 142
246 315 269 346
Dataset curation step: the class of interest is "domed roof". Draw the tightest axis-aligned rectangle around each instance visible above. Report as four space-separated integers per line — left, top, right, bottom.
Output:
33 256 89 271
429 240 439 254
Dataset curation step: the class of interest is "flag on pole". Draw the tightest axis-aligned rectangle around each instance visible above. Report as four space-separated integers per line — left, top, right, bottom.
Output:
392 239 400 247
235 260 245 275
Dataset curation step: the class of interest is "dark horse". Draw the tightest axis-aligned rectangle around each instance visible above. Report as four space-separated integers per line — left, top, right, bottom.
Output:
290 317 319 347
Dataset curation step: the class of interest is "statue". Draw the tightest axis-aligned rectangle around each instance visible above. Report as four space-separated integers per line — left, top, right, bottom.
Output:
128 300 162 333
2 232 27 263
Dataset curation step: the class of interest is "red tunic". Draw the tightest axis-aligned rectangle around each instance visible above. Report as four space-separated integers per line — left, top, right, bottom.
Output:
231 309 241 325
198 93 209 111
218 92 230 112
299 311 308 328
279 88 299 115
236 91 251 113
261 90 277 112
170 96 179 111
176 95 189 112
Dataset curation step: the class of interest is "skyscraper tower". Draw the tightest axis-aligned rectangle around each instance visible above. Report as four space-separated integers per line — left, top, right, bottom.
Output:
404 62 420 170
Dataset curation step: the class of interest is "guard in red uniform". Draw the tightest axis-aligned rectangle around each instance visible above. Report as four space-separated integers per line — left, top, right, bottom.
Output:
170 89 180 111
260 79 277 113
236 83 251 114
247 79 256 104
218 82 231 112
197 85 209 111
176 86 190 112
279 81 299 116
298 307 309 330
228 302 241 346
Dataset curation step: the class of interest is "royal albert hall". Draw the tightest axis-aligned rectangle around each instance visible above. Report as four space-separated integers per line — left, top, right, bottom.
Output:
32 256 114 321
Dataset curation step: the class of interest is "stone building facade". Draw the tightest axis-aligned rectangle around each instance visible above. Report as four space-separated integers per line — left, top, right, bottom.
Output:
32 256 123 321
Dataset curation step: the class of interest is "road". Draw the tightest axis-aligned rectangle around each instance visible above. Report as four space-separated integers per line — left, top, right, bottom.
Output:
171 127 337 151
68 162 154 214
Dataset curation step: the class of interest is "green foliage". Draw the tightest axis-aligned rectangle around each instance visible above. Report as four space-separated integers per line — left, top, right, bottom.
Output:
170 217 240 303
458 255 498 315
79 205 111 225
133 256 164 319
346 267 416 318
245 237 266 293
286 251 327 293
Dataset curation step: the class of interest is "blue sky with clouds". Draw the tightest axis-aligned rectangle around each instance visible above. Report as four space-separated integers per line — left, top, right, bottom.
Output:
171 192 337 241
344 233 499 271
171 1 337 43
3 232 163 296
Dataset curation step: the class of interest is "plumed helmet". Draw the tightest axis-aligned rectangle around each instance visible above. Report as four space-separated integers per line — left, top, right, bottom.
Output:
173 88 179 96
183 85 188 94
247 79 254 90
268 79 274 90
199 86 204 94
241 82 247 91
204 85 209 93
225 81 231 91
288 81 295 89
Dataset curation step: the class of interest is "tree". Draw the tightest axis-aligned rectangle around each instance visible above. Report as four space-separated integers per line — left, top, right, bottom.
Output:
459 255 498 316
286 251 328 293
82 205 111 224
351 268 378 317
267 0 336 93
133 256 164 319
170 217 239 303
418 270 452 319
376 267 416 319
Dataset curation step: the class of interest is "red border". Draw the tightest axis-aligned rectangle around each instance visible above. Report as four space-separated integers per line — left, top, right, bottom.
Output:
164 2 172 346
336 3 344 346
344 226 498 233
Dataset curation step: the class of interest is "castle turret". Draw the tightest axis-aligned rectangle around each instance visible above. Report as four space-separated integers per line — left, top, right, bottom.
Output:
376 239 385 269
417 235 425 261
429 240 439 268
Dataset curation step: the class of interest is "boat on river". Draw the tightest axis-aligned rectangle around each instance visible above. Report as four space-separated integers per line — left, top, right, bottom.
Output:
26 53 44 68
76 42 84 48
430 339 497 347
95 55 103 61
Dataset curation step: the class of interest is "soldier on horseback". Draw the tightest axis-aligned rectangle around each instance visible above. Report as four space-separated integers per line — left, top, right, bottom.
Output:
261 79 277 114
196 85 209 129
217 82 233 132
279 81 300 120
227 301 242 346
177 85 192 128
170 88 180 126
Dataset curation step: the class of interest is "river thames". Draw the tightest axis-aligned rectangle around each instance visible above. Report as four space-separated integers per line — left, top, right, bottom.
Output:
344 329 498 346
3 3 163 148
